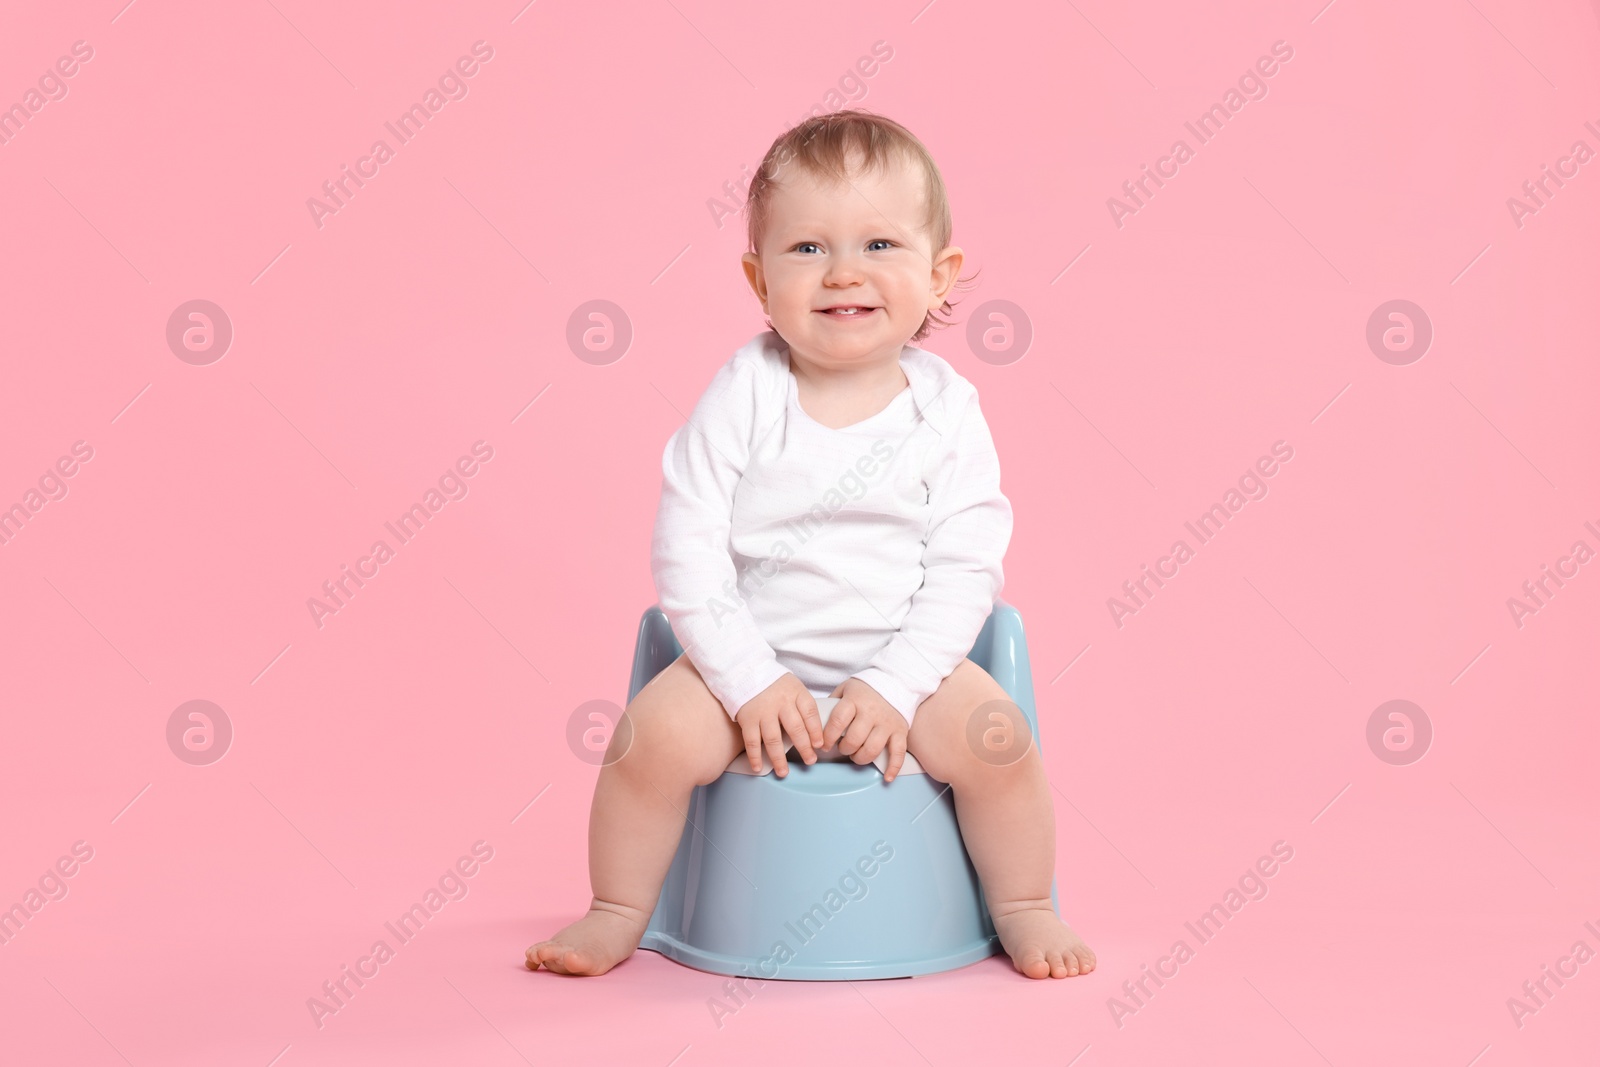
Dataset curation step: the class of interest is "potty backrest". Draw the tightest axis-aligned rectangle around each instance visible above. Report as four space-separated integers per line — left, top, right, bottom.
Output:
627 607 684 705
966 600 1043 756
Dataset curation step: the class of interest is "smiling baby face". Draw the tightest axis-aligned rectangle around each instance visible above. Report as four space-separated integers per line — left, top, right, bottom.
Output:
741 148 963 374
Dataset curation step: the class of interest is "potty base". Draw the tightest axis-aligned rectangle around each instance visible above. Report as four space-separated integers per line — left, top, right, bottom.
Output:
638 928 999 981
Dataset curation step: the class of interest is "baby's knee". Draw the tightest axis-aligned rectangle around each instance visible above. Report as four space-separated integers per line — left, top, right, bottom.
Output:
613 689 725 783
914 715 1038 786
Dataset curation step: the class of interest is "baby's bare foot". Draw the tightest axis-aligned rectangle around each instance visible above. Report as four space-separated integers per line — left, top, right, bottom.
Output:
525 903 649 976
991 904 1097 980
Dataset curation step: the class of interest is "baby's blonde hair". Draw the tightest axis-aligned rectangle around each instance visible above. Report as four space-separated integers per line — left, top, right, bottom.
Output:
744 109 977 346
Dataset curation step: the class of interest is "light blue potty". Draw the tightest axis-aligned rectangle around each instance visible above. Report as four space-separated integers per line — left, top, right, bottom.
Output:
630 598 1058 980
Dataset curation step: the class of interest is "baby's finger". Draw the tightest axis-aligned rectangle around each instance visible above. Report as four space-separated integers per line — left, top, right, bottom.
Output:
779 706 818 765
796 692 826 750
823 699 856 749
762 717 790 777
852 724 890 765
839 711 874 756
883 733 907 783
742 721 765 774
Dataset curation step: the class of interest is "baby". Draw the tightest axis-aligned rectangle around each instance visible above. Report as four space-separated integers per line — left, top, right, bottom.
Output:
527 110 1095 981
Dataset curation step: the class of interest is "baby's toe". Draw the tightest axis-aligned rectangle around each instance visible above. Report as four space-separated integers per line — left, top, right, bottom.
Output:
550 947 587 975
529 942 568 973
1046 950 1067 978
1016 947 1051 979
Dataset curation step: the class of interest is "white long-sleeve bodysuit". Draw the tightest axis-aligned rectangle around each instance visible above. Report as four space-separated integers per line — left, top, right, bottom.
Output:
650 330 1013 728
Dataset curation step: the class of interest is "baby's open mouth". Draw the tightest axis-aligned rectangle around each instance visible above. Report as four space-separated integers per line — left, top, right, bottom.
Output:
818 306 879 316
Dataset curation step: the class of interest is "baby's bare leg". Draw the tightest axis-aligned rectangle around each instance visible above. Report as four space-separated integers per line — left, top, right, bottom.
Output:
908 659 1097 980
527 653 744 976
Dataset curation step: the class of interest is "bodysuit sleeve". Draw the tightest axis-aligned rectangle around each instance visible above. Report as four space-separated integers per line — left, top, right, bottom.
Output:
651 350 790 722
849 388 1013 728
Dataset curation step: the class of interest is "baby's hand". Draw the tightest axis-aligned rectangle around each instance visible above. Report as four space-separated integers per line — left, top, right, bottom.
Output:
734 673 826 778
825 678 910 783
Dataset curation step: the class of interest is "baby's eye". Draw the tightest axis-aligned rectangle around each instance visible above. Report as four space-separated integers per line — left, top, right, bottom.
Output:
794 242 822 254
868 239 894 251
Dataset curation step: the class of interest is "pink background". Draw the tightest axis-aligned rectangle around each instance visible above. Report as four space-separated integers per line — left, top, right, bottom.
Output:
3 0 1598 1063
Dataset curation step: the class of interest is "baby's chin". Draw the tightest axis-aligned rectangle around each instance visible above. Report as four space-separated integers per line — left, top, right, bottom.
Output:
782 323 914 362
